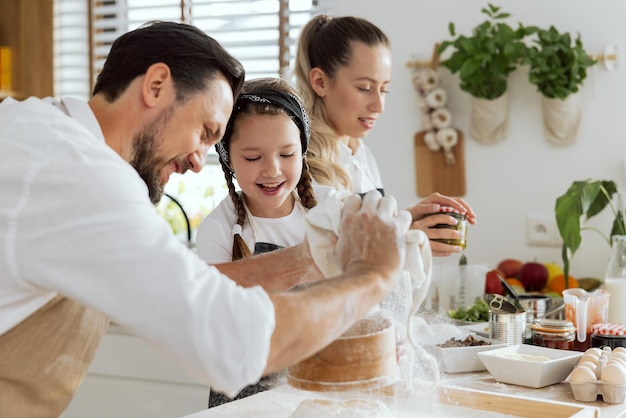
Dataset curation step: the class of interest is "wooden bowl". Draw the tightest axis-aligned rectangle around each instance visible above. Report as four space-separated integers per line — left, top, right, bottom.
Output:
287 317 398 391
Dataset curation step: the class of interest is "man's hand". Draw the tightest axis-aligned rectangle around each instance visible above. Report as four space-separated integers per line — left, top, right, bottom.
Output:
336 191 411 290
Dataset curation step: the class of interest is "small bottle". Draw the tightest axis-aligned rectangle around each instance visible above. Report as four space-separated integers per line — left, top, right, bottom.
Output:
427 206 468 249
605 235 626 324
591 323 626 349
530 319 576 350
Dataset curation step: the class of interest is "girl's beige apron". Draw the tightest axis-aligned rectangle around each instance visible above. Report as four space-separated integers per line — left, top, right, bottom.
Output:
0 295 109 417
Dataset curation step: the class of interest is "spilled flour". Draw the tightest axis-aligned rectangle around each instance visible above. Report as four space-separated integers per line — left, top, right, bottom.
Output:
285 388 519 418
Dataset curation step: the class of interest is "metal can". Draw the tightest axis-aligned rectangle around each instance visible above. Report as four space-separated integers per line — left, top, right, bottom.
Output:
489 311 526 345
530 319 576 350
591 323 626 349
427 206 468 249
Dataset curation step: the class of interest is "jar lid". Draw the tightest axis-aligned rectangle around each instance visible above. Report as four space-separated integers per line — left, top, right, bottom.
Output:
530 319 576 333
438 206 465 214
592 323 626 336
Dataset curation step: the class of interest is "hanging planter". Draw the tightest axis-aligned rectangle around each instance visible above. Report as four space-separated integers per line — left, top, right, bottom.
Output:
541 92 581 146
469 91 510 145
525 25 596 146
437 3 530 144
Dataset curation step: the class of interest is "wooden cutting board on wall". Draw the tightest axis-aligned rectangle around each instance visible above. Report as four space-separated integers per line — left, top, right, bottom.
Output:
414 129 466 197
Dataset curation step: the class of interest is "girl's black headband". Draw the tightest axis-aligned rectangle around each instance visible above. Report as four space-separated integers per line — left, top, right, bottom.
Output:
216 89 310 167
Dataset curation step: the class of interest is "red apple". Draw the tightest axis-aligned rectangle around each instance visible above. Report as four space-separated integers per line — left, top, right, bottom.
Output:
485 269 506 295
519 262 549 292
497 258 524 279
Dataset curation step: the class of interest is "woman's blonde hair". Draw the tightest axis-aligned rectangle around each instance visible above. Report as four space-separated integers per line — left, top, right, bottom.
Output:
293 15 390 190
217 77 317 261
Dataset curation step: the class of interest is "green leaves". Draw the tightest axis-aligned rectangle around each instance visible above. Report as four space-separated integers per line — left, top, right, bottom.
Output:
438 4 529 99
555 180 624 279
526 25 596 99
438 5 596 100
448 298 490 322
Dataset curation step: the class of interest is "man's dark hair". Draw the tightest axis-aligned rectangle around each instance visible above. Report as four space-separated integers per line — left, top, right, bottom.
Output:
92 21 245 103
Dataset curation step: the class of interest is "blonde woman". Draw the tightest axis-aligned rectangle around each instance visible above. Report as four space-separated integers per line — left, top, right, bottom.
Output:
294 14 476 257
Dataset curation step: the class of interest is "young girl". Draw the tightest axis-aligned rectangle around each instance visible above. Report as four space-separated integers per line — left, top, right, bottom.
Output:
293 14 477 257
196 77 337 265
195 77 337 407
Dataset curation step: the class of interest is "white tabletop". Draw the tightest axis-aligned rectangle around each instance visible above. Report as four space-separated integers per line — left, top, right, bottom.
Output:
183 372 626 418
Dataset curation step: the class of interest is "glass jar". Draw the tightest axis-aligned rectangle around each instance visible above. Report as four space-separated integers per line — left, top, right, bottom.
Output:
605 235 626 324
591 323 626 349
426 206 468 249
530 319 576 350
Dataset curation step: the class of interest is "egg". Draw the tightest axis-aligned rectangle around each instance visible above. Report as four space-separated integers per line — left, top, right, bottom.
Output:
613 347 626 354
571 366 598 383
608 357 626 368
585 347 603 357
601 363 626 385
610 351 626 363
608 359 626 369
578 353 599 365
577 361 597 372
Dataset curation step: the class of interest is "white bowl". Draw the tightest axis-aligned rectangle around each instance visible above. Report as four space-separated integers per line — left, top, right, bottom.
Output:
421 333 507 373
477 345 583 388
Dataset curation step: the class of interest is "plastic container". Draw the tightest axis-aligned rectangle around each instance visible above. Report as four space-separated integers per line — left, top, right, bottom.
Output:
563 288 610 351
426 206 468 249
530 319 576 350
591 323 626 349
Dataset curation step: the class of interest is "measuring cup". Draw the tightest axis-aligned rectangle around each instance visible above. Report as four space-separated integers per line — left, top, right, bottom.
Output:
563 288 610 350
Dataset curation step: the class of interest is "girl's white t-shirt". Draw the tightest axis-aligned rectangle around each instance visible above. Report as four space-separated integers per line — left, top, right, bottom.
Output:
196 185 336 264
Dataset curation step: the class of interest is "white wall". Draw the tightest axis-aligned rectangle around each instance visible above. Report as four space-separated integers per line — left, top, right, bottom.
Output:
327 0 626 278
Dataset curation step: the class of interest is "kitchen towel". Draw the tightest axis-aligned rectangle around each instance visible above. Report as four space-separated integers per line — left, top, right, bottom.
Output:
305 193 439 395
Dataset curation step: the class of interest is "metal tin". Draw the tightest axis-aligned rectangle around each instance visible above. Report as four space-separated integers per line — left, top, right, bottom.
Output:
591 323 626 349
427 206 468 249
489 311 526 345
518 294 552 340
530 319 576 350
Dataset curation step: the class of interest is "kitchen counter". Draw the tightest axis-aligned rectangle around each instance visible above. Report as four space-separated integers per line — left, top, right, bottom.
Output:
182 372 626 418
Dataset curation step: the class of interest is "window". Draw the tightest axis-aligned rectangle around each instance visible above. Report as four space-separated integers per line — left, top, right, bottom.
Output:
53 0 325 246
54 0 324 99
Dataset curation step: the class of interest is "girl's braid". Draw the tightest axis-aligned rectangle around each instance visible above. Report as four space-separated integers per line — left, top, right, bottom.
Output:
219 156 252 261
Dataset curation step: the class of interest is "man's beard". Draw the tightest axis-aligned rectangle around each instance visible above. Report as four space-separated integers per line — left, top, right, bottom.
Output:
130 108 174 204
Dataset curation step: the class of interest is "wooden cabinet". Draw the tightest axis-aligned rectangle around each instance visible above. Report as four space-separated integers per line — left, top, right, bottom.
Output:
0 0 53 99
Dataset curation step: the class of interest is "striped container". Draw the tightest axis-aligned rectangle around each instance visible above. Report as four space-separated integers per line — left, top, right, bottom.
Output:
489 311 526 345
591 323 626 350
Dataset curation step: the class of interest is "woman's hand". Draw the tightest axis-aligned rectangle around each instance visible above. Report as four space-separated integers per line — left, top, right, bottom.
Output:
405 193 476 257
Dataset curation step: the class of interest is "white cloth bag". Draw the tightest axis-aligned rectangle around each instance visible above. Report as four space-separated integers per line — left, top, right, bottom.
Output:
469 91 510 145
542 92 581 146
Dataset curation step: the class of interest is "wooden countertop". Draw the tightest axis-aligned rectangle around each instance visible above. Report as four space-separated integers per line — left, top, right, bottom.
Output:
182 371 626 418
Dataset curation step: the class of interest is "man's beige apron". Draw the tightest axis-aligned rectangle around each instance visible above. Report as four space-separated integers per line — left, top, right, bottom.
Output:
0 295 109 417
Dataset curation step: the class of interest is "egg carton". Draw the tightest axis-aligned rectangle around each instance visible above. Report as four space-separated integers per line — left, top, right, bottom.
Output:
568 378 626 404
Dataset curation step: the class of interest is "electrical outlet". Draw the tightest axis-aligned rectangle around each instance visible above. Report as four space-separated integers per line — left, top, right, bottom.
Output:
526 214 562 247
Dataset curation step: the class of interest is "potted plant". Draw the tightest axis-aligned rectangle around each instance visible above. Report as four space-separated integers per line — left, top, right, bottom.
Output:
555 179 626 285
437 3 530 145
524 26 596 146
